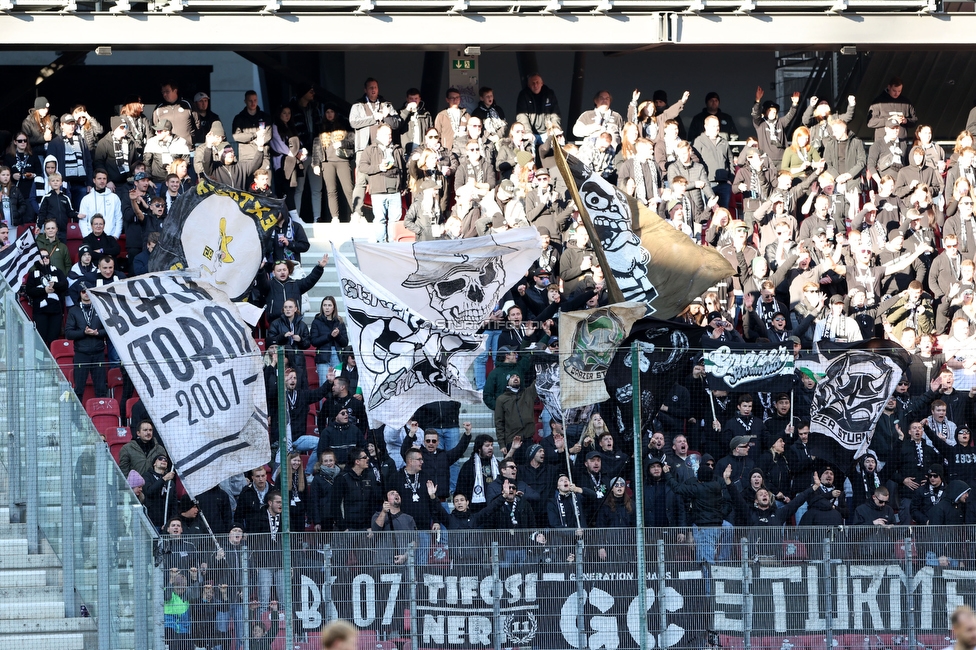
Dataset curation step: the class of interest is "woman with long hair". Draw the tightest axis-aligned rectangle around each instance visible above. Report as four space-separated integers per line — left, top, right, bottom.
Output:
71 104 104 151
274 452 308 531
310 295 347 379
951 130 974 165
119 95 152 155
944 176 972 223
270 105 304 214
0 165 30 227
914 124 945 173
22 97 57 152
616 122 640 163
627 88 689 142
3 131 43 212
780 126 821 179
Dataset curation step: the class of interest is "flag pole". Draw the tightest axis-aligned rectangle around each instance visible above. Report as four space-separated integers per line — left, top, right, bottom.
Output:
277 346 294 650
632 342 649 650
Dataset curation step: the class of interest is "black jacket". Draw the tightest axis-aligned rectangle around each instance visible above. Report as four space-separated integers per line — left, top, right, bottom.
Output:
65 302 106 355
310 314 348 364
332 468 382 530
256 264 324 321
25 262 67 314
665 471 727 526
93 133 139 185
36 190 76 231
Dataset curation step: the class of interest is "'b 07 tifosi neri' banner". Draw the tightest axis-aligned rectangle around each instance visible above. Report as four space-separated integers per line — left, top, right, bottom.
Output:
703 339 795 393
88 271 270 496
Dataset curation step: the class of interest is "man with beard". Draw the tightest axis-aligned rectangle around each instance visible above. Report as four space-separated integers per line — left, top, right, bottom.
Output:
371 490 417 566
518 443 558 526
494 373 538 455
799 466 848 525
910 464 946 524
456 434 500 513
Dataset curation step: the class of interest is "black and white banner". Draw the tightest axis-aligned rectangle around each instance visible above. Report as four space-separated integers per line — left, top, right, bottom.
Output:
703 340 795 393
334 247 482 427
353 229 542 330
88 271 270 495
293 552 971 648
807 347 903 469
0 229 40 292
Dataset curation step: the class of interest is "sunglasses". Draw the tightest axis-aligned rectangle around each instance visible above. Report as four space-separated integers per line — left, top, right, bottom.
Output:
875 498 888 504
424 439 438 443
15 139 27 143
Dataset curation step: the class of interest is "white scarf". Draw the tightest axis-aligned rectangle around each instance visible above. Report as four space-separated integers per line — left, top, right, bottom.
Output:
471 453 499 504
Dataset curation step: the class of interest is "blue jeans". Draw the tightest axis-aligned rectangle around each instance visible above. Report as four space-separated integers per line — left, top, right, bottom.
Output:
372 193 402 243
294 435 319 454
540 406 555 438
257 568 286 616
693 525 721 565
217 603 245 649
474 330 502 390
438 426 462 493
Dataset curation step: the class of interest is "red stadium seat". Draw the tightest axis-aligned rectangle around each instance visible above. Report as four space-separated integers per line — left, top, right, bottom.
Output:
67 239 82 264
82 384 96 405
66 222 83 241
100 425 131 445
306 362 319 389
393 222 416 243
109 443 124 464
306 413 317 435
125 397 140 421
255 338 266 351
86 397 120 418
91 413 121 432
107 368 124 404
51 339 74 358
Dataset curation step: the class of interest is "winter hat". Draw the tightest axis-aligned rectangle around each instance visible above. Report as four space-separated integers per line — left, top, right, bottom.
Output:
34 96 49 110
209 121 225 138
126 470 145 489
178 494 197 513
110 116 125 130
527 444 543 461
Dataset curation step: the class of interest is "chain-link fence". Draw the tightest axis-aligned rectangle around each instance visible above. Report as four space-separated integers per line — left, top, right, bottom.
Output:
158 526 972 650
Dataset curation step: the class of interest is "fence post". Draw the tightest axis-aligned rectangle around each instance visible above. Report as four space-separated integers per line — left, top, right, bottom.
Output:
631 343 649 650
575 538 585 650
132 506 149 648
242 539 251 650
741 538 752 650
904 536 917 649
823 537 833 650
322 543 333 625
153 555 165 649
95 445 112 650
657 539 667 646
59 383 77 616
4 289 24 522
22 322 38 555
408 542 419 650
276 347 294 650
491 541 502 650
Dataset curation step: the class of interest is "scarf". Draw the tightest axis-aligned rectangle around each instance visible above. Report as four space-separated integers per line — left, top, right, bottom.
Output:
634 159 647 204
555 492 581 528
114 137 130 175
318 465 340 482
471 454 499 504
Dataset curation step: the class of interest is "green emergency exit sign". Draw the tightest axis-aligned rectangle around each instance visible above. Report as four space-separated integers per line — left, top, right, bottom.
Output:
452 59 476 70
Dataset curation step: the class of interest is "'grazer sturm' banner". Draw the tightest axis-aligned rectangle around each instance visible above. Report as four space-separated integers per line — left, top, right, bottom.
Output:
334 246 483 427
558 302 646 410
703 340 795 393
150 176 284 301
88 271 270 496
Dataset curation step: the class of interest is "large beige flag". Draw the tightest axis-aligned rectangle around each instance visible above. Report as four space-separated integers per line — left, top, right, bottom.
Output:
553 144 734 319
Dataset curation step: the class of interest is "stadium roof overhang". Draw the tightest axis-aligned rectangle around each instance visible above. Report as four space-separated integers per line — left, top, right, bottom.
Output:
0 3 970 50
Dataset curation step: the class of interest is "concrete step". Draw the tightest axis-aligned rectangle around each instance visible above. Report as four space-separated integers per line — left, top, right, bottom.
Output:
0 601 65 620
0 539 28 556
0 633 85 649
0 585 64 602
0 552 62 570
0 570 47 588
0 617 96 635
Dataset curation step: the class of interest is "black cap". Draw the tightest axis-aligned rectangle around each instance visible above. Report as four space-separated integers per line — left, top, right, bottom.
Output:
706 311 723 322
585 450 601 460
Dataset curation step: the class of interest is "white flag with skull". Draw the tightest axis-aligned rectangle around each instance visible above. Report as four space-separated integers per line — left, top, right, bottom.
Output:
334 247 483 428
353 229 542 329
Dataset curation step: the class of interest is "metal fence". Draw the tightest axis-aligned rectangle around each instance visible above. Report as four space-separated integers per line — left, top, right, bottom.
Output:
0 281 161 649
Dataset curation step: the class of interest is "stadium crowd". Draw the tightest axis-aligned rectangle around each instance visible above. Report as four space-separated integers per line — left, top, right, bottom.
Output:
7 71 976 649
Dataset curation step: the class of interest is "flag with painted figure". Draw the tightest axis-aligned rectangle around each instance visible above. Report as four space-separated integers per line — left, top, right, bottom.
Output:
553 143 734 319
558 302 646 409
352 229 542 330
0 228 40 291
87 271 270 496
150 176 285 301
333 246 483 428
804 340 909 471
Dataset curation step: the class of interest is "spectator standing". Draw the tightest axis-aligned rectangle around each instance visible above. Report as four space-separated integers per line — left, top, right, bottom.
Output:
64 283 107 401
516 74 561 146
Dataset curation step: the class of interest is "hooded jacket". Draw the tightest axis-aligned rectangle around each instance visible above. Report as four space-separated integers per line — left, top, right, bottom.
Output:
665 460 727 526
894 157 943 199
